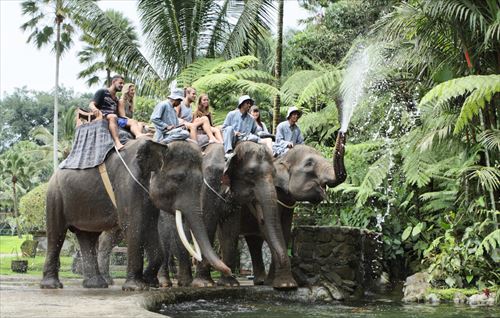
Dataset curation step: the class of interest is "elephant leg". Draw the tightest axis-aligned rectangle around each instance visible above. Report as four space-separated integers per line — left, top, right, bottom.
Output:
216 210 240 287
97 227 123 285
41 213 66 289
75 230 108 288
143 220 162 288
174 223 193 287
245 235 266 285
122 226 146 291
158 253 173 288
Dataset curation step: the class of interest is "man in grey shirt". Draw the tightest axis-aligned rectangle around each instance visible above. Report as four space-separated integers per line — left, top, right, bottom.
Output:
274 106 304 157
222 95 259 156
150 89 189 143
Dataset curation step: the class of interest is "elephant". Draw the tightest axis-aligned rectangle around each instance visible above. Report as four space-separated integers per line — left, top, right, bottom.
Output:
244 132 347 285
183 142 297 289
40 139 231 291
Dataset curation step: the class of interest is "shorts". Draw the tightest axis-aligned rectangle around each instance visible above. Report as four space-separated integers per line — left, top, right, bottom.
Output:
117 117 128 128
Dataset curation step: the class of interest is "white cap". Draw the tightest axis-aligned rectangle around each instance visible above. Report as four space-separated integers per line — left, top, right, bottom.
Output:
168 89 184 101
286 106 302 119
238 95 254 108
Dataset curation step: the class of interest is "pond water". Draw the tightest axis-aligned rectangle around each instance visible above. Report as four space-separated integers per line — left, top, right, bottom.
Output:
158 298 500 318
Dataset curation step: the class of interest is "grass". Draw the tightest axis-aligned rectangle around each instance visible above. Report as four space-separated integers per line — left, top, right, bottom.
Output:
0 235 33 254
0 235 221 280
428 286 499 300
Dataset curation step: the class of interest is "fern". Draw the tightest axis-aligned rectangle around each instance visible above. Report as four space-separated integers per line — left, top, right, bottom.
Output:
419 75 500 134
420 190 458 212
355 152 392 208
207 55 258 74
176 58 223 87
477 228 500 257
296 70 343 107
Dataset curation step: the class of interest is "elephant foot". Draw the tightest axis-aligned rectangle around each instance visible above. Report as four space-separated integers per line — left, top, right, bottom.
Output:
253 276 265 286
122 278 148 291
40 277 63 289
144 275 160 289
103 274 114 286
177 277 193 287
272 275 297 290
216 275 240 287
158 276 173 288
191 277 215 288
83 276 108 288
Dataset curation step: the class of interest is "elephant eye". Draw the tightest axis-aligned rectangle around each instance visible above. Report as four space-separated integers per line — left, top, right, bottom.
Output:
304 159 314 167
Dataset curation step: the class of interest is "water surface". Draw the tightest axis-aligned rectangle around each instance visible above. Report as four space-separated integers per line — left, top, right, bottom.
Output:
158 298 499 318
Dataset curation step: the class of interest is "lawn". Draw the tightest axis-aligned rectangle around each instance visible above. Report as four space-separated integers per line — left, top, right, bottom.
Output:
0 235 126 278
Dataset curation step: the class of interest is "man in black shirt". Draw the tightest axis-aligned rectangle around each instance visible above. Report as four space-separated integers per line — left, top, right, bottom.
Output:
89 75 144 150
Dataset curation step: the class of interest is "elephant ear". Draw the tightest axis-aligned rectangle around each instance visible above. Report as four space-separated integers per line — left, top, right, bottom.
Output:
137 139 168 178
274 157 290 193
221 152 237 187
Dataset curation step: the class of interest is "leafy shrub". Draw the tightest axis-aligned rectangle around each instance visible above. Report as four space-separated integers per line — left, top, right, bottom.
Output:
18 182 48 233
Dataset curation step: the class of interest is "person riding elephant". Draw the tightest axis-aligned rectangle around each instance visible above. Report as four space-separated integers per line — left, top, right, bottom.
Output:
40 138 231 291
244 131 348 285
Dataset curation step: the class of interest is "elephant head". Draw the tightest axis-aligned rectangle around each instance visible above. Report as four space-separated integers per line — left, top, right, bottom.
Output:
274 132 347 203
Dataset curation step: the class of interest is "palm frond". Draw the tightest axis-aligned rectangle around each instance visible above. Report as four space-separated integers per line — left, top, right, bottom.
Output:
478 129 500 152
463 165 500 191
419 190 458 212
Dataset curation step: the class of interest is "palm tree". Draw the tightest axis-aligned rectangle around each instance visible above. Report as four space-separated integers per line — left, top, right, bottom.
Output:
0 153 36 237
21 0 76 172
272 0 284 132
78 9 140 87
71 0 276 96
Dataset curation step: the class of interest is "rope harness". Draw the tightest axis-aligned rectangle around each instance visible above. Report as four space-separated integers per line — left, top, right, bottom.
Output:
98 146 150 208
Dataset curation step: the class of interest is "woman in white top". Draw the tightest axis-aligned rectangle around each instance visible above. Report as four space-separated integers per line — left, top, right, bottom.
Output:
250 105 273 153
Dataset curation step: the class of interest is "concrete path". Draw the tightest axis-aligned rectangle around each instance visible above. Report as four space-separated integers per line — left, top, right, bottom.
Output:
1 275 164 318
0 274 255 318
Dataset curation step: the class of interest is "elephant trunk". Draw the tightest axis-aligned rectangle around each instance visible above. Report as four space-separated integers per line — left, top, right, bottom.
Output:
331 131 347 187
180 205 232 276
254 179 289 269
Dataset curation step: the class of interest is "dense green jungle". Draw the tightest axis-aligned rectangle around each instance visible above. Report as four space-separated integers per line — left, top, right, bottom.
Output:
1 0 498 292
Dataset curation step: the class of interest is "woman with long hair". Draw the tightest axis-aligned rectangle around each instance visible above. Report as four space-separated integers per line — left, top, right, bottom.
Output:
120 83 136 118
193 93 223 143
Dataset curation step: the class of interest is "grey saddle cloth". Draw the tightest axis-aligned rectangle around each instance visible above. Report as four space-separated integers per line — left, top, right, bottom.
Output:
59 120 131 170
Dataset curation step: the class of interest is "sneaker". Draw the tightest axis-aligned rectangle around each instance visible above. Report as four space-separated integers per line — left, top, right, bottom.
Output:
224 151 234 161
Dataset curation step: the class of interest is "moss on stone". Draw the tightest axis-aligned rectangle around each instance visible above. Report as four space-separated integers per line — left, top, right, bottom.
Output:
427 288 494 301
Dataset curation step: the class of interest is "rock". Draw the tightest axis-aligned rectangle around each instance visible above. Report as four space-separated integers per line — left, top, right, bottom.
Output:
311 286 332 302
402 272 430 303
453 292 467 304
426 293 440 304
468 293 488 305
323 271 343 286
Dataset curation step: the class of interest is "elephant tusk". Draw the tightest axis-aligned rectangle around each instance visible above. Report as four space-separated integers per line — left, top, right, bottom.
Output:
175 210 202 262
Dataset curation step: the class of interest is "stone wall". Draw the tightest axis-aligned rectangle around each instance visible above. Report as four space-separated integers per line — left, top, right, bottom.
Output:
291 226 382 300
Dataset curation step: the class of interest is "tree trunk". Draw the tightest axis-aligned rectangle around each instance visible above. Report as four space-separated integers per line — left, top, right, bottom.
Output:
53 3 62 173
106 68 111 87
12 178 20 238
272 0 284 133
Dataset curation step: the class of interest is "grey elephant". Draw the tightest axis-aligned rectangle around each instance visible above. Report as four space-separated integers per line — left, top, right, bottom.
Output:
244 132 347 285
40 139 231 290
183 142 297 289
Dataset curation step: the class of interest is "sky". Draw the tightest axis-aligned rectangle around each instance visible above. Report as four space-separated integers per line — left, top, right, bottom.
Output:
0 0 309 98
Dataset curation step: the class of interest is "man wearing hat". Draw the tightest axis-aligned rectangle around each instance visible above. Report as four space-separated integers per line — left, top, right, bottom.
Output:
274 106 304 156
221 95 259 157
150 88 190 143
